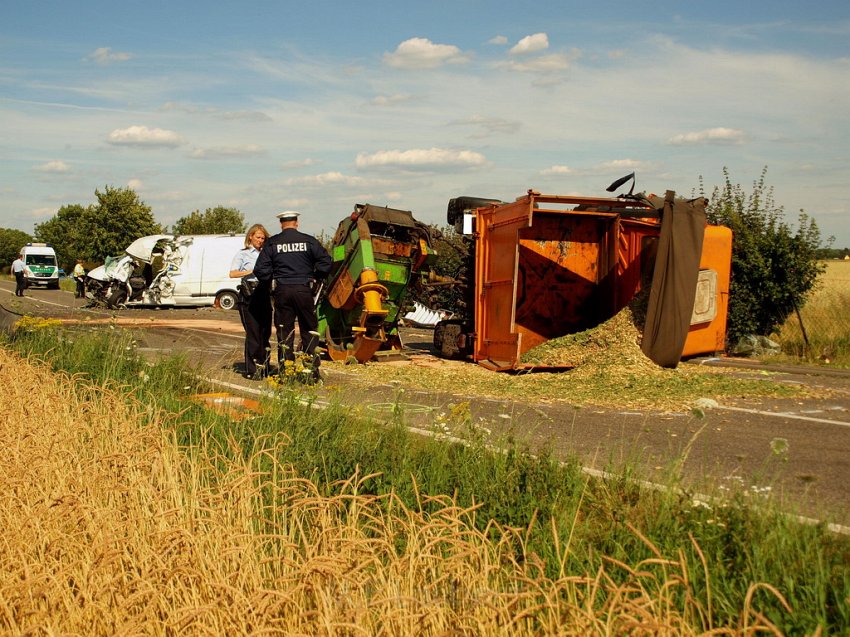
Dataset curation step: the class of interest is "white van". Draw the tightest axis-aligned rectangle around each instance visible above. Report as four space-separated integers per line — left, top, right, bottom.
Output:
86 234 245 309
20 243 60 289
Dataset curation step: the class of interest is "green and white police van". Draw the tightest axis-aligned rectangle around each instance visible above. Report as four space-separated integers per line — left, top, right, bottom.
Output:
20 243 60 289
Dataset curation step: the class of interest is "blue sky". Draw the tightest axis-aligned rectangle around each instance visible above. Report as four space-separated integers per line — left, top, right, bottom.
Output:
2 0 849 246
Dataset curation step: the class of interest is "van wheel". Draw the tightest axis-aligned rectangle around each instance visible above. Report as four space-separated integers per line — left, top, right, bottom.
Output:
107 288 127 309
48 280 60 290
217 291 238 311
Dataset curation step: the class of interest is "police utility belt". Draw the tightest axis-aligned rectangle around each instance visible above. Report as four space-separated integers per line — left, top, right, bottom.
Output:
273 277 313 287
238 276 259 299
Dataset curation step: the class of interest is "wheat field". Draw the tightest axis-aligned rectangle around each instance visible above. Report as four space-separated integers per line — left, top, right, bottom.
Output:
775 260 850 364
0 347 790 635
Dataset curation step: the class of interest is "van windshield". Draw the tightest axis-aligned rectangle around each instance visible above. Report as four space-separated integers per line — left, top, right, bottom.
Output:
25 255 56 266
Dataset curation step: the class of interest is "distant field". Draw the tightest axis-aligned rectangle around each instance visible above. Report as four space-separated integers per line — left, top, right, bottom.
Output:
774 260 850 365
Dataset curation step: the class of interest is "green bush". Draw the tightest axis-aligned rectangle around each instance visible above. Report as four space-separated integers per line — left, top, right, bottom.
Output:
704 168 826 347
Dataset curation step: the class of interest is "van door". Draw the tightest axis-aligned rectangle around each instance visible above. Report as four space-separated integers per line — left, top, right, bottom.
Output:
199 243 221 298
199 238 240 299
171 243 201 300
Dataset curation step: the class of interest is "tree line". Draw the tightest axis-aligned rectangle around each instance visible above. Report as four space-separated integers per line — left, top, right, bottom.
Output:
0 186 246 271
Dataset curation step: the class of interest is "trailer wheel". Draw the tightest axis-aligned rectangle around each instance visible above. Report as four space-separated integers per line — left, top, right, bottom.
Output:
434 319 472 359
216 290 238 311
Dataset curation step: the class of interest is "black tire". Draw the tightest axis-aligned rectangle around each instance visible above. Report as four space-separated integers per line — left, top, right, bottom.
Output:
217 290 238 311
48 280 60 290
446 196 501 227
107 287 127 309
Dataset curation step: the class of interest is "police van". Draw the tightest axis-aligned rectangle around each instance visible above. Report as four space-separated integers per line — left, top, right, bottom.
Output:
20 243 60 289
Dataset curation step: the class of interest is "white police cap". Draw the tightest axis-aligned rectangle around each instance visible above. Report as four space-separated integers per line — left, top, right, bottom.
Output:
276 210 301 221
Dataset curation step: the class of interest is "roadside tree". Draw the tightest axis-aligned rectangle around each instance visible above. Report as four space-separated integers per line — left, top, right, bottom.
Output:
87 186 162 261
35 187 162 267
0 228 34 266
33 204 89 270
703 168 825 347
172 206 245 235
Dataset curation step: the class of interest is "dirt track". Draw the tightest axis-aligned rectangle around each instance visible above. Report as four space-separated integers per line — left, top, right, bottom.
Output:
2 280 849 529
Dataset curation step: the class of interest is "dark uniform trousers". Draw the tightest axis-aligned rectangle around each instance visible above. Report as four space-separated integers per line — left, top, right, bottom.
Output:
14 271 25 296
238 286 273 377
272 283 321 371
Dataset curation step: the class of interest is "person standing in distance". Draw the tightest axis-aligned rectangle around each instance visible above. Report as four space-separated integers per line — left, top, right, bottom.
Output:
230 224 273 379
72 259 86 298
11 253 26 297
254 211 332 380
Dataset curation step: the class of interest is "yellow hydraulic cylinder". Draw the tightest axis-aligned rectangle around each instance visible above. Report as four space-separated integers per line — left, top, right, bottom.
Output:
355 269 389 324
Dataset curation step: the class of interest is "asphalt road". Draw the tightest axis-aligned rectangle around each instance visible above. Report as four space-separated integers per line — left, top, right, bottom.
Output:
2 280 849 530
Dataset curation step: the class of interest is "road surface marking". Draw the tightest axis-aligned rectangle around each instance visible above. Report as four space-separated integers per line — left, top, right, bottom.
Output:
714 404 850 428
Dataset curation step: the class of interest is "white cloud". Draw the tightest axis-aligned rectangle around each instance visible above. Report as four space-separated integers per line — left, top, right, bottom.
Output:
190 144 267 159
127 179 144 190
542 165 572 175
34 160 70 173
499 51 578 73
489 35 508 45
284 172 366 187
88 47 133 65
108 125 184 148
355 148 487 169
668 127 747 145
510 33 549 56
383 37 470 69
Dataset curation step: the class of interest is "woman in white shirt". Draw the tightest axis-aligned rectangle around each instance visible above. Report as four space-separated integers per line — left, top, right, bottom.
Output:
230 224 272 379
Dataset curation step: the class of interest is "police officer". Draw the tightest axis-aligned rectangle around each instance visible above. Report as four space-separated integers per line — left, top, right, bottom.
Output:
254 211 332 380
230 224 272 379
11 253 26 297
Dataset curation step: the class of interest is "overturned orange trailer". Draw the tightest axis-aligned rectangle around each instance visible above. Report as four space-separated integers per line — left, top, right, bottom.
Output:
434 189 731 371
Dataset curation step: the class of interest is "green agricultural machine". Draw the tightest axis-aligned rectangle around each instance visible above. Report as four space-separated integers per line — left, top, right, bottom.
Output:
317 203 438 363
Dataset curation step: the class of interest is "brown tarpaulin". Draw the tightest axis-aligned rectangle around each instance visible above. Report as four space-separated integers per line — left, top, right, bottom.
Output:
641 191 707 368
